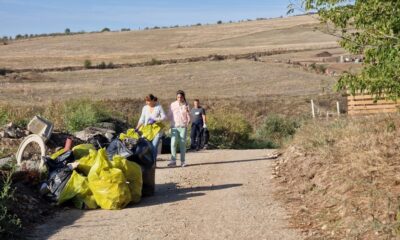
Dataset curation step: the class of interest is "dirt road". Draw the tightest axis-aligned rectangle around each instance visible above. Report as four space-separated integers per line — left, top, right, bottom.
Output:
31 149 302 240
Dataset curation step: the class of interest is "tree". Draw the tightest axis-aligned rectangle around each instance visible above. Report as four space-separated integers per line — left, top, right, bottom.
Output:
84 60 92 69
65 28 71 34
289 1 400 98
101 27 110 32
217 20 223 24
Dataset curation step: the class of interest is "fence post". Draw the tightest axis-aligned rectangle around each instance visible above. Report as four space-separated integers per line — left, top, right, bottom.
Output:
311 100 315 118
336 101 340 116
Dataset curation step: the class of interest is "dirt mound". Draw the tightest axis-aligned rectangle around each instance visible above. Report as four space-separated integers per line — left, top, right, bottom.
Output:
315 51 332 57
0 72 55 83
274 116 400 239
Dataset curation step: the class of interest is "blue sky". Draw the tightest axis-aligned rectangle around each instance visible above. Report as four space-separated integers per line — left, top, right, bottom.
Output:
0 0 294 37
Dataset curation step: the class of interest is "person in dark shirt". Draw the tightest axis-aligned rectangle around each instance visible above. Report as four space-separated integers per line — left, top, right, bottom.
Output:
190 99 207 151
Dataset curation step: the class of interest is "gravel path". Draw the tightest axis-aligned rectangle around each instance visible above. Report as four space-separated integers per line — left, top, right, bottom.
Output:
31 149 302 240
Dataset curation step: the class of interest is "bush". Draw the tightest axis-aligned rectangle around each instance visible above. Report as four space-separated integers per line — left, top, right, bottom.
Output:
83 60 92 69
149 58 162 66
255 115 300 147
0 108 8 126
101 27 110 32
217 20 223 24
207 111 252 148
97 61 107 69
63 100 111 132
107 62 115 69
0 68 7 76
0 168 22 239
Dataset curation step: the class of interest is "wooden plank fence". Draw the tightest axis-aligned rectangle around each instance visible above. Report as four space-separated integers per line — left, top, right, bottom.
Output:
347 93 399 115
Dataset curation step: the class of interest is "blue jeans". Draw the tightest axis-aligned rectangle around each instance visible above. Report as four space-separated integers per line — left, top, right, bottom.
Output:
151 133 162 160
170 127 187 163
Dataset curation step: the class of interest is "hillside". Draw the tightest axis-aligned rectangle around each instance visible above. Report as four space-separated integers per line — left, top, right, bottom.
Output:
0 15 337 69
0 15 344 107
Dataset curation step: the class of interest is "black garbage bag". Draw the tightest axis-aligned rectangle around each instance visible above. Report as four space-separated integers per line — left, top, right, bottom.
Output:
161 136 171 154
41 166 72 202
128 138 155 170
201 128 210 149
44 150 75 173
88 134 110 149
106 138 133 160
41 151 75 202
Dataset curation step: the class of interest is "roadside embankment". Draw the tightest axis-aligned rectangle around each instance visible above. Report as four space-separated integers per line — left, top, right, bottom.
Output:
274 115 400 239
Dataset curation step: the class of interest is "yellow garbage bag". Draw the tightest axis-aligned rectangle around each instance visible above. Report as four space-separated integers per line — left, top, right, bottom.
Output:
50 148 66 160
72 144 95 159
120 122 164 141
112 155 143 203
88 149 132 210
119 128 140 141
58 170 97 209
77 149 97 176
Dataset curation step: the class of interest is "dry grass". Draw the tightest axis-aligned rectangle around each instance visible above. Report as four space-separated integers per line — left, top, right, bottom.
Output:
275 115 400 239
0 60 336 106
0 15 338 69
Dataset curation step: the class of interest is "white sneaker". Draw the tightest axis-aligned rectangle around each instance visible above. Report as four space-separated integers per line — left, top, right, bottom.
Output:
167 161 176 167
181 162 187 167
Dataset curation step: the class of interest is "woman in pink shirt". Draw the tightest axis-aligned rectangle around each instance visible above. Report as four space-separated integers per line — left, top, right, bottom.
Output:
168 90 191 167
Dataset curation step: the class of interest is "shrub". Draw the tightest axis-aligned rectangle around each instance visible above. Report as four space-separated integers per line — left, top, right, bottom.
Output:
101 27 110 32
207 111 252 149
0 68 7 76
107 62 115 69
63 99 111 132
83 60 92 69
217 20 223 24
317 64 327 73
255 115 300 147
64 28 71 34
97 61 107 69
149 58 162 66
0 168 22 239
0 108 8 126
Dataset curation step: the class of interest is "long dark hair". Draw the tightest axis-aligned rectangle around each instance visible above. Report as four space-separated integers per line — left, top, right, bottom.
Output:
176 90 187 104
145 94 158 102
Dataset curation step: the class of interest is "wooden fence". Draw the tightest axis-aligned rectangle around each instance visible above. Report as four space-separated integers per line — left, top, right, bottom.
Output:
347 93 399 115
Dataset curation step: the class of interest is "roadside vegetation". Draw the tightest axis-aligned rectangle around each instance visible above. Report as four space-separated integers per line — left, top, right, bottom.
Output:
0 167 22 239
275 115 400 239
0 98 303 149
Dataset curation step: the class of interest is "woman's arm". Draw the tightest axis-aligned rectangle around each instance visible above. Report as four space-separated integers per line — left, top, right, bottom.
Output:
156 105 167 121
136 106 146 129
202 108 207 127
186 104 191 124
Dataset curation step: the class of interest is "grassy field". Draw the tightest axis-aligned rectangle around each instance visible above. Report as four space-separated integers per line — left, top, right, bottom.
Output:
0 14 345 132
0 15 338 70
0 60 335 106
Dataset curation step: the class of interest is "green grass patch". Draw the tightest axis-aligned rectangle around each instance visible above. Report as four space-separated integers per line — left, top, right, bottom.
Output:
255 114 301 147
63 99 111 132
207 110 253 149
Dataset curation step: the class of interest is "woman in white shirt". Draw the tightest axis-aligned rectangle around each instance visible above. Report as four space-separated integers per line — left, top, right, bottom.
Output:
136 94 166 160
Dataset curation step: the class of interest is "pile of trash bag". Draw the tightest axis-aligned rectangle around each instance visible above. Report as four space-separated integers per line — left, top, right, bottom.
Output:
40 132 156 210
